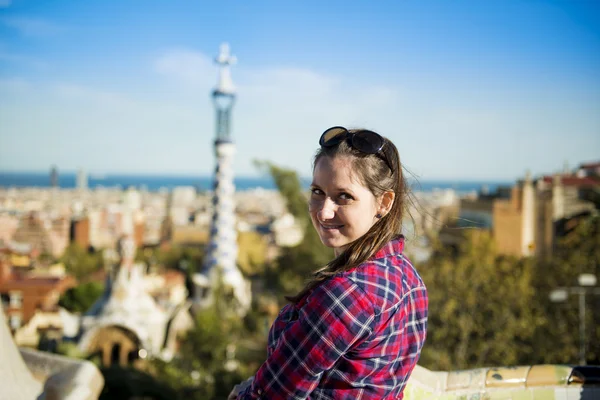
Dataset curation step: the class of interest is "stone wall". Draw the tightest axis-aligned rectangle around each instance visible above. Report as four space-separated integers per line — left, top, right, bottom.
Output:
404 364 600 399
1 304 104 400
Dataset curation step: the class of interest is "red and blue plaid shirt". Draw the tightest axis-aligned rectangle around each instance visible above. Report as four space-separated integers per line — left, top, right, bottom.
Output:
238 237 428 399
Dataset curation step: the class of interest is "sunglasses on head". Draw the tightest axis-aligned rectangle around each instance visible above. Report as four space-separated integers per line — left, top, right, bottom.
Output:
319 126 393 172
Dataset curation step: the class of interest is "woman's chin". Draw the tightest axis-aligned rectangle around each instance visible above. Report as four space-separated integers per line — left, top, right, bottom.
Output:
319 237 347 251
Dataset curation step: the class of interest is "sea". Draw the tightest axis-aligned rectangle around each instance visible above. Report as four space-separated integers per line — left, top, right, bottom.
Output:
0 172 511 194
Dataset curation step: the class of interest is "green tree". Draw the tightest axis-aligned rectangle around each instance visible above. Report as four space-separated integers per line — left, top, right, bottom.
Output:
151 278 264 400
530 214 600 365
254 160 312 221
55 341 86 359
237 231 268 276
38 251 55 265
419 230 542 370
137 245 204 273
255 160 332 298
100 366 179 400
58 281 105 313
60 243 103 279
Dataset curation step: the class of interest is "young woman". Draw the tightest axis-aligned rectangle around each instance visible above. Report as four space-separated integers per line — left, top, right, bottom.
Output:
233 126 428 399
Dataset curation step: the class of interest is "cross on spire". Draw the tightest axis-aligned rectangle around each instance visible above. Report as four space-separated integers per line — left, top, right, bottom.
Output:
214 43 237 95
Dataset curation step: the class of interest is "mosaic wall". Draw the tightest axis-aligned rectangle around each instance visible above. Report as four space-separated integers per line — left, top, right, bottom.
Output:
405 364 600 399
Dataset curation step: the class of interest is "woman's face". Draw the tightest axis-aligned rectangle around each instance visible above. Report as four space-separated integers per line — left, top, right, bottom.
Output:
309 156 381 256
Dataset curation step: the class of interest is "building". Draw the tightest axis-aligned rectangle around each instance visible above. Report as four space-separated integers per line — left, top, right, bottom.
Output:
0 214 19 244
437 187 507 249
50 165 59 188
0 255 76 338
271 213 304 247
441 162 599 258
492 173 538 257
576 161 600 178
493 169 599 258
193 43 251 314
71 216 91 249
133 217 145 247
12 212 69 258
77 168 88 191
78 236 192 367
123 186 142 211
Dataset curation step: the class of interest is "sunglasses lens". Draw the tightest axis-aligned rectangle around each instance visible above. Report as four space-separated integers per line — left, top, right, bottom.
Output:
353 130 384 154
320 127 348 146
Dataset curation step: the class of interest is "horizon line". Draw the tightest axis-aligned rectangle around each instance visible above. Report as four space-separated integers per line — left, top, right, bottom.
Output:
0 169 517 183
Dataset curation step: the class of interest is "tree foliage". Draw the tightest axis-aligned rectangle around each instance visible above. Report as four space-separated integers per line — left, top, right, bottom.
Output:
58 281 105 313
237 231 268 276
136 245 204 273
151 278 267 400
255 160 333 298
254 160 312 222
60 243 103 279
419 230 542 370
530 214 600 365
100 366 179 400
419 215 600 370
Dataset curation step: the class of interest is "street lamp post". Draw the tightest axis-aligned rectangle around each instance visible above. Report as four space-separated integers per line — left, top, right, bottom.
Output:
550 273 600 365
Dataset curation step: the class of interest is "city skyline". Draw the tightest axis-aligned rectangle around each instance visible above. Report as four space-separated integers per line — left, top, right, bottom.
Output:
1 0 599 181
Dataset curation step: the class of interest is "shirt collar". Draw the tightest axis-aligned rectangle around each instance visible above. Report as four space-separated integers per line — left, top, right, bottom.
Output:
372 235 405 260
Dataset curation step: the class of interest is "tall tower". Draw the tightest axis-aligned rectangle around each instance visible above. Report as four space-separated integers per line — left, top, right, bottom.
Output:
193 43 250 313
50 165 59 188
521 171 536 257
552 173 565 221
77 168 88 191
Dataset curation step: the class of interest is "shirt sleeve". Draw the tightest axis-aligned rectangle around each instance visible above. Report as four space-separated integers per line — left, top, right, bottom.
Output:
237 276 375 399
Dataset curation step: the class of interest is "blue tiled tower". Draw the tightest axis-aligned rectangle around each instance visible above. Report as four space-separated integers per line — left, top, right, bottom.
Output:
193 43 250 313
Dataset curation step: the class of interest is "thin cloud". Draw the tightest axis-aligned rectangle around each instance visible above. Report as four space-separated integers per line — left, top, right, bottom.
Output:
0 63 407 177
1 16 64 37
3 52 598 180
52 83 140 109
154 49 214 87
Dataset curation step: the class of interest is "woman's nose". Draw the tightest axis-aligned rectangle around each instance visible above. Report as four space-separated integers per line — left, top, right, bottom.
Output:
317 198 335 220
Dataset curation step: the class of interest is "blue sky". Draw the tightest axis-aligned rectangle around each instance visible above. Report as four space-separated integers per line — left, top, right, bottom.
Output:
0 0 599 181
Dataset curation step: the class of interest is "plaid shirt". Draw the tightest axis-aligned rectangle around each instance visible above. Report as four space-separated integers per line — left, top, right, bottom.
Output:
238 237 428 399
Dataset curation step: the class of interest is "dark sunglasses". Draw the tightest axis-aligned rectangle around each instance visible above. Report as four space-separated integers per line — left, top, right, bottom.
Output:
319 126 393 172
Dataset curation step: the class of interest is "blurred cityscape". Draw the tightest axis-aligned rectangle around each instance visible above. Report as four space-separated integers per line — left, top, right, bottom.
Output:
2 156 599 399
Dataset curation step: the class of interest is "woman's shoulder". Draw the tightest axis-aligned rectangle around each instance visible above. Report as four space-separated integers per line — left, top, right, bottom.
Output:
343 237 426 309
371 236 423 281
302 274 376 326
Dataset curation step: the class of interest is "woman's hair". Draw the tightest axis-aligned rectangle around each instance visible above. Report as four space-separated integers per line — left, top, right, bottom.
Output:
287 129 407 303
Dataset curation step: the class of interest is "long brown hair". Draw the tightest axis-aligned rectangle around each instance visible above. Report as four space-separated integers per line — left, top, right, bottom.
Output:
287 129 407 303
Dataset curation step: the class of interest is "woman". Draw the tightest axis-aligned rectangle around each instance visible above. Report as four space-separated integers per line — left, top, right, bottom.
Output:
233 126 428 399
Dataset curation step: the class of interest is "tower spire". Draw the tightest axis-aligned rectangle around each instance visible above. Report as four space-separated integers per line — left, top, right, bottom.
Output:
193 43 250 314
214 43 237 95
212 43 237 143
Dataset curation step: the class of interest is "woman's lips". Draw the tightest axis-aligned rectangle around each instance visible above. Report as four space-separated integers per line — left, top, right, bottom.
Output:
320 223 343 230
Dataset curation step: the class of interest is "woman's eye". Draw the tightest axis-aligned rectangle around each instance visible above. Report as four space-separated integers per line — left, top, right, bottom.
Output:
339 193 354 201
311 188 324 196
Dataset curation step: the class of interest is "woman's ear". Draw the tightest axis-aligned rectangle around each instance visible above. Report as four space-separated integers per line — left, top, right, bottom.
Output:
378 191 395 217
